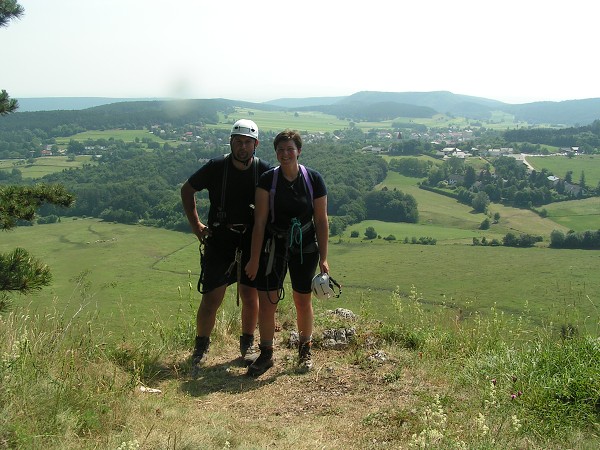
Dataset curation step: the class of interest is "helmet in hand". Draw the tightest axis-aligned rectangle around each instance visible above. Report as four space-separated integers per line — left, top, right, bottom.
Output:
311 273 342 300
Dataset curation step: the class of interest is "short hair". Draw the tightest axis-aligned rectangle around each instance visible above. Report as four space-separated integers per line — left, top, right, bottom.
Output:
273 129 302 151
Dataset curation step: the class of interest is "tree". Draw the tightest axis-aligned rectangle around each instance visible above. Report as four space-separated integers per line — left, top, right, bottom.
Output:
565 170 573 183
471 191 490 213
464 165 476 187
1 2 76 311
0 1 24 116
1 185 74 310
579 171 586 189
364 226 377 240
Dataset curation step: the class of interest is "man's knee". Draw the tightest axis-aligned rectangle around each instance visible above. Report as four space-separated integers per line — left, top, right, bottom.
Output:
199 288 226 313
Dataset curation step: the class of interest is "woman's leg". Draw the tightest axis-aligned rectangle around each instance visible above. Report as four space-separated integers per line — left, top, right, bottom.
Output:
293 291 313 342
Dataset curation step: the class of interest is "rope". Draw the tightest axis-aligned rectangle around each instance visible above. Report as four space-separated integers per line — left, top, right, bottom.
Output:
289 217 304 263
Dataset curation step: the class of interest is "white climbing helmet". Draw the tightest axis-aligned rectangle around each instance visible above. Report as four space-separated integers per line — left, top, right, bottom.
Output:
230 119 258 140
311 273 342 300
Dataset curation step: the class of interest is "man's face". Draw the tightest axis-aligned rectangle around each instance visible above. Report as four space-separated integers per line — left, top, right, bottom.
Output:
230 135 257 163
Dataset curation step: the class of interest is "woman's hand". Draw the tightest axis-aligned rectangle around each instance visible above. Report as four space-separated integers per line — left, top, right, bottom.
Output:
319 259 329 275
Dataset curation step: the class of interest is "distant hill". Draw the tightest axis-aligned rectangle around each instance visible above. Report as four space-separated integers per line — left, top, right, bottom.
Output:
9 91 600 127
15 97 166 112
263 96 345 108
267 91 600 126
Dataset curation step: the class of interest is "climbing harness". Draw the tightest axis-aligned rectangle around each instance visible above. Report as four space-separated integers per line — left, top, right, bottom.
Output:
213 154 260 228
224 224 248 306
198 154 260 304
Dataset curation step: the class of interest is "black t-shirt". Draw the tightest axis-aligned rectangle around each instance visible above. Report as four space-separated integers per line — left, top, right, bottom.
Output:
187 155 271 226
257 165 327 233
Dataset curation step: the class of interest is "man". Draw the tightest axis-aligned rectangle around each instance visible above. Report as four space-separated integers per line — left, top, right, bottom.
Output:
181 119 271 371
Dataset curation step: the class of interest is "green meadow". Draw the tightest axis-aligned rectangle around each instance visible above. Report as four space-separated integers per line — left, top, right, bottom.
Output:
214 107 524 133
0 155 96 178
54 129 164 145
528 154 600 187
2 213 597 340
541 197 600 231
212 108 352 133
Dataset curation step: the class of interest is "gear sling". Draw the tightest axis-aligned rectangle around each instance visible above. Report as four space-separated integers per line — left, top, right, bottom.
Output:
198 155 260 305
263 164 314 303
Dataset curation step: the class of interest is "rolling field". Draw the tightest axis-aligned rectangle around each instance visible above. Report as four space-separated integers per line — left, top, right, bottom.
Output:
542 197 600 231
528 154 600 187
0 155 96 178
211 109 352 133
210 107 525 134
2 217 598 339
53 129 164 145
377 172 571 238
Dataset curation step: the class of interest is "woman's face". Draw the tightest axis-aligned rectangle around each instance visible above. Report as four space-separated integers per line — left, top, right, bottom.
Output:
275 139 300 167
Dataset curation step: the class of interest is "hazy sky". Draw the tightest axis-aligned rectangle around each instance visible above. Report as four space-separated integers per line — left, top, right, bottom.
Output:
3 0 598 104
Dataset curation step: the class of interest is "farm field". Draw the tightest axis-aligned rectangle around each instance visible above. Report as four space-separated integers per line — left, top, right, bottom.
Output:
0 155 96 178
211 107 525 134
2 218 598 339
212 108 352 133
376 172 571 238
541 196 600 231
527 154 600 187
54 129 164 145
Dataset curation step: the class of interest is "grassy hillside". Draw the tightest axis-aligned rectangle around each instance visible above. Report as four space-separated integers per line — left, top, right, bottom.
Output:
2 178 598 449
541 197 600 230
0 155 96 179
527 154 600 188
54 129 164 145
376 172 571 237
0 218 196 337
2 217 597 339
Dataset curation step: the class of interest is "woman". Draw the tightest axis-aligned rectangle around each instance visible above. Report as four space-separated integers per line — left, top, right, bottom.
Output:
245 129 329 376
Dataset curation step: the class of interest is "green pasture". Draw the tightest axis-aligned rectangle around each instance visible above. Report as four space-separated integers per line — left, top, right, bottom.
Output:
542 197 600 231
527 154 600 187
54 129 164 145
376 172 570 239
212 108 352 133
211 108 524 134
2 218 598 339
0 155 96 179
0 218 196 336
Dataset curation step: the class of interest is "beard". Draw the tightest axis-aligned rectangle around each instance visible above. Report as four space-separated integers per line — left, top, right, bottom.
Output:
232 149 253 165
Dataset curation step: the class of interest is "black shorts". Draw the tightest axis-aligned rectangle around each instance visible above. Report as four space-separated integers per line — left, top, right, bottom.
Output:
198 228 254 294
255 237 319 294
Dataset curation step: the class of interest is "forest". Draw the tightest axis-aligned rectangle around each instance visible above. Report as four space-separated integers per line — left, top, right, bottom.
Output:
1 99 599 240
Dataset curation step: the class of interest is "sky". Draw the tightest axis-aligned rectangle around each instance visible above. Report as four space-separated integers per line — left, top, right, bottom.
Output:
2 0 599 105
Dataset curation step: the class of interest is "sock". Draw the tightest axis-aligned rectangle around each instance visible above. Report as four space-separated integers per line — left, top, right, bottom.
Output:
260 340 274 348
299 335 312 345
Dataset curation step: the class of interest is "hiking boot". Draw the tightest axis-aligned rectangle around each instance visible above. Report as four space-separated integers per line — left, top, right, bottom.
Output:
240 334 259 366
247 345 274 377
297 341 313 373
191 336 210 366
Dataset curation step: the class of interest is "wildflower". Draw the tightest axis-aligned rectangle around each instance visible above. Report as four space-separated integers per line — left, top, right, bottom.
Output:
491 378 497 386
511 414 522 431
475 412 489 436
511 393 517 400
518 390 523 396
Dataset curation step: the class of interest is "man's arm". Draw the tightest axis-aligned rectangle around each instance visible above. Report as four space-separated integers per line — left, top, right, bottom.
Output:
181 181 209 242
